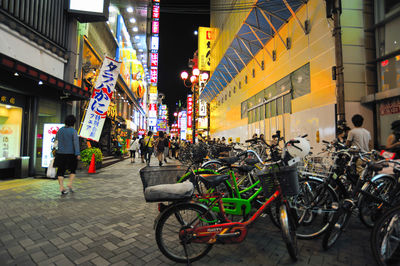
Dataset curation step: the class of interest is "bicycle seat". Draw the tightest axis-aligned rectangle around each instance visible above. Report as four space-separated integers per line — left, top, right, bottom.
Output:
394 166 400 174
370 163 384 172
199 174 230 187
244 158 259 166
219 157 240 165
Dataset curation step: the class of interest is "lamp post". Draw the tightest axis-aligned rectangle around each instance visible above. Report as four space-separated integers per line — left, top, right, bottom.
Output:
180 68 200 143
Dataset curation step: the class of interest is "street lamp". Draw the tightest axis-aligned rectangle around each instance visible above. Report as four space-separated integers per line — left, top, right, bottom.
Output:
180 68 200 143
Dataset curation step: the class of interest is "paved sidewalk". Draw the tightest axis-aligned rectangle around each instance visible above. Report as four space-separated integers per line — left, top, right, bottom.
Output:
0 157 374 266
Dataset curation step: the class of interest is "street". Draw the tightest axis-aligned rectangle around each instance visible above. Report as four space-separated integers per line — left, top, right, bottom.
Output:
0 158 374 266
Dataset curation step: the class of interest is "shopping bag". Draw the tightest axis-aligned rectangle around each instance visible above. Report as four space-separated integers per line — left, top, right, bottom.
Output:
47 158 57 178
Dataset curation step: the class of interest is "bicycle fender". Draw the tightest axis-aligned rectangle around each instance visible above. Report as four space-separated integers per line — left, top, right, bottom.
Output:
370 173 396 183
201 160 222 168
153 201 216 230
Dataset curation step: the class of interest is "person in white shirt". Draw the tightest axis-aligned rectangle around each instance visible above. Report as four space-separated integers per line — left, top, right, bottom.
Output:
346 114 372 152
129 137 140 163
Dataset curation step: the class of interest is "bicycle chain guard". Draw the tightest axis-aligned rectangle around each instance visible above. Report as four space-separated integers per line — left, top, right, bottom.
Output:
181 222 248 244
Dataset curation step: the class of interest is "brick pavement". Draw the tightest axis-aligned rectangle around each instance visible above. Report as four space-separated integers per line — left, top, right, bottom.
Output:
0 157 375 266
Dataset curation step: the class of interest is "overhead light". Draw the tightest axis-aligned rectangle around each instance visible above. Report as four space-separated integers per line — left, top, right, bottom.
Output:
14 72 19 76
133 26 138 32
139 49 143 52
5 105 11 109
38 80 43 85
127 7 134 13
194 30 198 35
130 18 136 23
135 36 140 40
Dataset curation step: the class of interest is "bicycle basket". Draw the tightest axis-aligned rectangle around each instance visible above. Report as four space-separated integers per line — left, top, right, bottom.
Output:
257 165 299 197
189 143 208 163
139 165 187 191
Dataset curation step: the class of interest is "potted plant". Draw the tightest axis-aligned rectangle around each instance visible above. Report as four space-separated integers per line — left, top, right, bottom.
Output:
80 147 103 169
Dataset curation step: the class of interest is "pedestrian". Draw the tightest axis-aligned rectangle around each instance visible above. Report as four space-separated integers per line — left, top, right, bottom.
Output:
143 131 154 166
252 133 258 139
139 137 145 163
171 137 178 159
164 135 170 162
129 137 139 163
54 115 80 195
221 137 226 144
335 127 347 147
346 114 372 152
154 131 166 166
346 114 372 175
385 120 400 158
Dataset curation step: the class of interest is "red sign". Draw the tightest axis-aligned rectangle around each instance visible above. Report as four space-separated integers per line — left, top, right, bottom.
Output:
138 129 146 135
380 99 400 115
151 53 158 67
152 21 159 34
152 5 160 19
187 95 193 128
150 67 158 83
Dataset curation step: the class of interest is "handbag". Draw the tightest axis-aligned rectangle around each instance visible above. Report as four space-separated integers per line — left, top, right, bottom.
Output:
47 158 57 178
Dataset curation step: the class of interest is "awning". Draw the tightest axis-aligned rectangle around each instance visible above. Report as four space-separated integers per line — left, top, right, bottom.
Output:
0 52 90 100
200 0 306 102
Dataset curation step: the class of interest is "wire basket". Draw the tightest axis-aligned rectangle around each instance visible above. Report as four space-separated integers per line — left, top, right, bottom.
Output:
257 165 299 197
189 143 209 163
299 155 334 177
139 165 187 191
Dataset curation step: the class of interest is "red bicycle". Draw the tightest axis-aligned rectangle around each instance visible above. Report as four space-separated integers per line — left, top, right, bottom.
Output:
153 146 301 264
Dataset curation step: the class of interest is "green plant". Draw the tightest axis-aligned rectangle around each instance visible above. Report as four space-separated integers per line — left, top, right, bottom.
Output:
80 147 103 166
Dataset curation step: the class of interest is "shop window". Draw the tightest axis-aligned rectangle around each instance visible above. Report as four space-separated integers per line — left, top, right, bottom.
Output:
291 63 310 99
0 104 22 159
378 98 400 144
380 56 400 91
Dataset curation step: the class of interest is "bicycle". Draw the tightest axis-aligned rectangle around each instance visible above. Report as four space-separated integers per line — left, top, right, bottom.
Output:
371 204 400 265
150 139 303 263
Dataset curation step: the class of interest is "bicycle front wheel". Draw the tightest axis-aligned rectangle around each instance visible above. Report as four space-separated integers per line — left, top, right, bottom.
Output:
279 203 298 261
322 206 352 250
155 203 216 263
371 205 400 266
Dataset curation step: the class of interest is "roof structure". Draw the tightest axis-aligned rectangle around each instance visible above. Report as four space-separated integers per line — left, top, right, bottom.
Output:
200 0 306 102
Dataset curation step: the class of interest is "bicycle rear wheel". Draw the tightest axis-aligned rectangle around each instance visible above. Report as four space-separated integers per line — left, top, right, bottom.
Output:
322 206 352 250
371 205 400 266
294 177 339 239
155 203 216 263
279 203 298 261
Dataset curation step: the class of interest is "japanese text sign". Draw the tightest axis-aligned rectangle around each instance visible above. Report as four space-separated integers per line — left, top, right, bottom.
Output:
187 95 193 128
80 57 121 141
198 27 215 71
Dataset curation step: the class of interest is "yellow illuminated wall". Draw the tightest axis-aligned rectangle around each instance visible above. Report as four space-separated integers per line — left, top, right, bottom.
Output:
209 0 360 143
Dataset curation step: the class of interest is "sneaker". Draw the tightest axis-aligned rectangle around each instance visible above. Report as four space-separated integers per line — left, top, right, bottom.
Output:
159 161 163 166
164 159 167 163
68 187 74 193
61 190 68 195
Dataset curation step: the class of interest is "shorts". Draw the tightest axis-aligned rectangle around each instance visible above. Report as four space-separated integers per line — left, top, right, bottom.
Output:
130 150 136 158
55 153 78 177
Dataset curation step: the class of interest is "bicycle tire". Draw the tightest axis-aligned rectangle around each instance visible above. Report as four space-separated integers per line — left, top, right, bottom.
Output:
155 202 216 263
201 160 223 171
294 177 339 239
359 175 397 228
371 205 400 266
279 203 298 261
322 207 352 250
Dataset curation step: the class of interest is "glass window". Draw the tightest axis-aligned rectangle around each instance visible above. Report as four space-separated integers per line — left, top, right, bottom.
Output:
266 102 271 118
252 69 255 78
255 107 260 121
271 100 277 117
380 56 400 91
276 75 291 94
0 104 22 159
245 76 248 84
241 100 248 119
277 97 283 115
265 84 277 99
284 93 292 113
291 63 311 98
260 105 265 120
378 98 400 144
249 109 254 123
261 60 265 70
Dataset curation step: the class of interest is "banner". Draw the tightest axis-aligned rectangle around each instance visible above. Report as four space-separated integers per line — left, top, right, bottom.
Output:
187 95 193 128
42 123 64 167
199 100 207 116
79 57 121 141
198 27 215 71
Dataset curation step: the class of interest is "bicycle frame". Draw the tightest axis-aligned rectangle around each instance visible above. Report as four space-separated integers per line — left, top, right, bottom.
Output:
184 190 282 244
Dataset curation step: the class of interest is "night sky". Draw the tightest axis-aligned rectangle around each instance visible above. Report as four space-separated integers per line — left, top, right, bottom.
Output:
157 1 210 124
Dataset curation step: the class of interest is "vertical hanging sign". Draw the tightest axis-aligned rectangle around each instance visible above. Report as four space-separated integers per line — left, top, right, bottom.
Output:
187 95 193 128
79 57 121 141
198 27 215 71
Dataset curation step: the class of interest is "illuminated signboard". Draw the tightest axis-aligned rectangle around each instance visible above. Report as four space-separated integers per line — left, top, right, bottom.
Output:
68 0 109 22
151 53 158 67
199 100 207 116
149 103 157 118
42 123 64 168
152 21 159 34
150 67 158 83
187 95 193 128
152 5 160 18
151 36 159 50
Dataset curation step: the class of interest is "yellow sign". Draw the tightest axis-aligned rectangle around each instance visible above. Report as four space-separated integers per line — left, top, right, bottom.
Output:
150 86 157 94
198 27 215 71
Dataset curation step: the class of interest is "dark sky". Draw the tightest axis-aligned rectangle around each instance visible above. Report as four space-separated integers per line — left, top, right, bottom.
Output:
157 1 210 123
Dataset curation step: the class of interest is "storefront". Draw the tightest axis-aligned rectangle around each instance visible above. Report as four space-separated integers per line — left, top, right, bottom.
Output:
0 53 89 177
